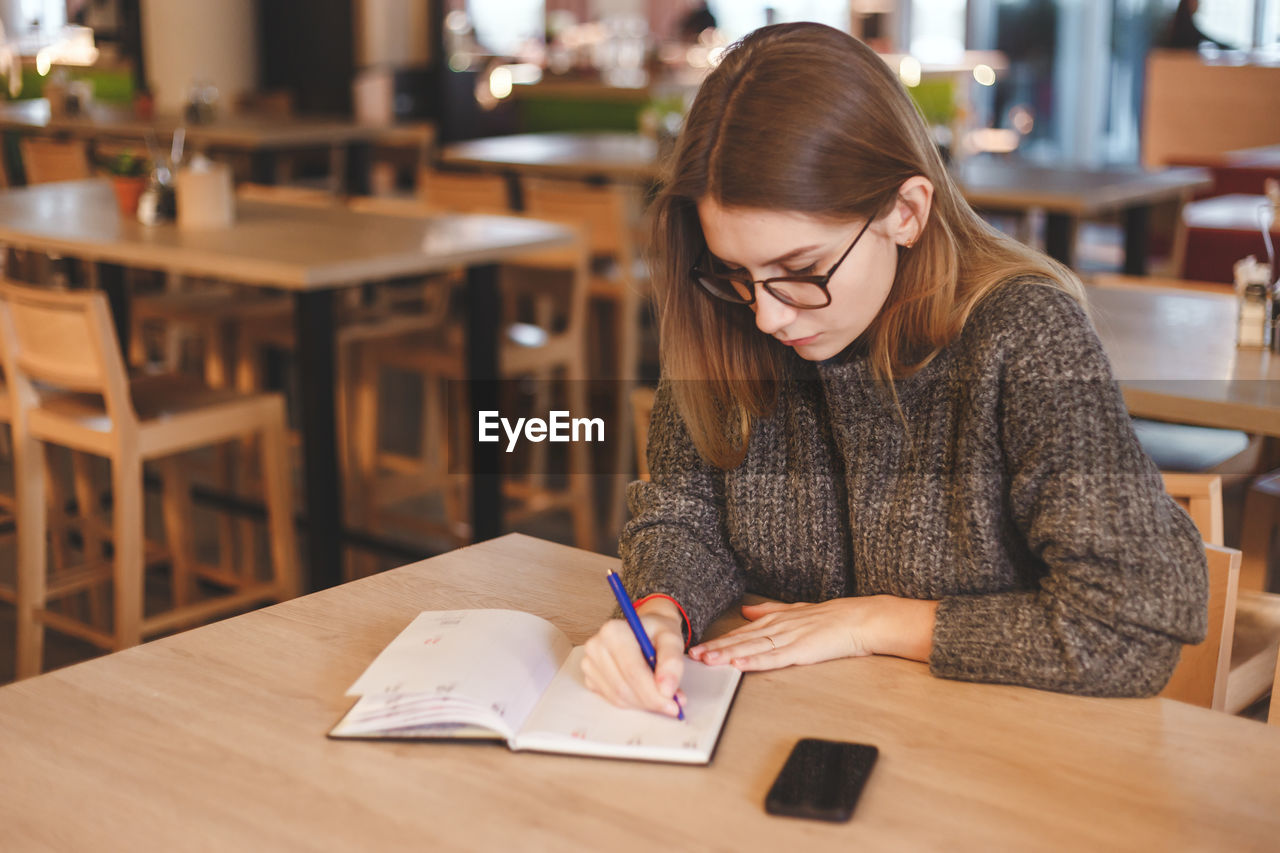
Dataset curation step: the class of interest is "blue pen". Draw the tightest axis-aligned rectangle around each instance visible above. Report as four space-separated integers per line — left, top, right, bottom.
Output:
605 569 685 720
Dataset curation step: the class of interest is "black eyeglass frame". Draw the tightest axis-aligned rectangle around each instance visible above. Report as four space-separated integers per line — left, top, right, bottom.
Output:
691 216 875 309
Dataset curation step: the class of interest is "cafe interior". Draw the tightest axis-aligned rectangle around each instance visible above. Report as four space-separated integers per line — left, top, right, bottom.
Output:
0 0 1277 846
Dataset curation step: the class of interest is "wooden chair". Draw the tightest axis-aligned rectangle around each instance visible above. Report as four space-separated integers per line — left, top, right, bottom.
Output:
1162 472 1225 545
345 194 597 555
1271 650 1280 725
0 281 299 679
1161 471 1280 715
1240 470 1280 594
418 167 510 213
1159 542 1240 710
19 137 92 185
519 178 646 537
235 182 343 207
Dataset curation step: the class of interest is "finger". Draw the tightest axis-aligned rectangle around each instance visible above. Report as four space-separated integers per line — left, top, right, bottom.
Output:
741 601 797 620
588 642 644 709
581 648 633 709
697 621 783 652
699 632 781 664
652 629 686 699
598 621 681 716
730 646 792 671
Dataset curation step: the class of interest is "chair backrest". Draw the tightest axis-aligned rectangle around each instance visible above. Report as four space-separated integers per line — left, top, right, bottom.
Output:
347 195 433 217
520 177 638 265
1159 542 1240 710
20 137 91 185
1271 649 1280 726
0 281 133 423
1162 471 1224 546
417 168 510 215
237 183 342 207
631 385 655 481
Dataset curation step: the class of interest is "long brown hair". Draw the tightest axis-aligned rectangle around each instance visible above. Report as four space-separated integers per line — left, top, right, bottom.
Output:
650 22 1082 468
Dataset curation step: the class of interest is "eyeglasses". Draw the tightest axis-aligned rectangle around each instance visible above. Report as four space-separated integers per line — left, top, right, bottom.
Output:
691 217 874 309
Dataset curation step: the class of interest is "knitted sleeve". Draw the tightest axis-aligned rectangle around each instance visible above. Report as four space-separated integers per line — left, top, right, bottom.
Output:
618 380 746 642
929 284 1209 697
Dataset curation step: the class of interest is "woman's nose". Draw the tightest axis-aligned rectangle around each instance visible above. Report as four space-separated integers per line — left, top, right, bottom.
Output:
753 286 798 336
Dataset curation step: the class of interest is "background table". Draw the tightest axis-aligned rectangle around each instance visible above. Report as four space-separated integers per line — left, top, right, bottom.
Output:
954 158 1212 274
0 179 576 589
0 533 1276 850
442 133 1211 275
440 131 660 184
0 98 387 193
1086 282 1280 437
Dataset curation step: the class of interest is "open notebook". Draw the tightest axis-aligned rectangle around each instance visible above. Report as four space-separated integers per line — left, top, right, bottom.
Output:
329 609 743 764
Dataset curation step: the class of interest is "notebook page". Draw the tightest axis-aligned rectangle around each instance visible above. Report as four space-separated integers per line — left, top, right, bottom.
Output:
512 647 742 764
343 610 574 736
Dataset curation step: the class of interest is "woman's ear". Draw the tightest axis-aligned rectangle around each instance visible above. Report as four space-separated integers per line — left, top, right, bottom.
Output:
891 176 934 248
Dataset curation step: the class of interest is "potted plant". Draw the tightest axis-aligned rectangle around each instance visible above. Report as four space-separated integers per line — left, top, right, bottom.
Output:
99 150 150 217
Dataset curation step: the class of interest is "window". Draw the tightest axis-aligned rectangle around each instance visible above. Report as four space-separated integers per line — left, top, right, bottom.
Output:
1197 0 1257 47
706 0 852 43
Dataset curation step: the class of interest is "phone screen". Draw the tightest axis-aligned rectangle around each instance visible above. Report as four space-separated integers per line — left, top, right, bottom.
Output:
764 738 878 822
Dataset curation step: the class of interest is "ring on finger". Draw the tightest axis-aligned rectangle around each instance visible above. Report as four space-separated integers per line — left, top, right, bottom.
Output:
765 636 777 650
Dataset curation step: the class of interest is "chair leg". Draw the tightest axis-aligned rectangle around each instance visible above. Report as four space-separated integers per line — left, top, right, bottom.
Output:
444 381 471 542
44 446 71 580
158 457 197 607
71 452 110 629
566 363 598 553
112 449 145 650
345 345 381 581
15 432 48 679
351 346 380 521
259 402 301 601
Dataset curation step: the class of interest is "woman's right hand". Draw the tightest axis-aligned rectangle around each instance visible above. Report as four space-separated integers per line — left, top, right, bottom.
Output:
581 597 686 717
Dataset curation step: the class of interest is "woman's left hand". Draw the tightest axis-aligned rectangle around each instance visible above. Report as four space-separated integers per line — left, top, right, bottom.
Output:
688 596 938 671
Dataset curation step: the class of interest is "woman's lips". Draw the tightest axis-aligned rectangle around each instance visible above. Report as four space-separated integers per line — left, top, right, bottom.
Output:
778 333 820 346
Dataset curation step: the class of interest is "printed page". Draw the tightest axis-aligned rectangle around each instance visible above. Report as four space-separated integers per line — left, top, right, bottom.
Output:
512 647 742 764
335 610 574 739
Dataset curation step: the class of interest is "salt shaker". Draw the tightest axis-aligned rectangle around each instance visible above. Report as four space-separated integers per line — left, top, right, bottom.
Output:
1234 255 1273 348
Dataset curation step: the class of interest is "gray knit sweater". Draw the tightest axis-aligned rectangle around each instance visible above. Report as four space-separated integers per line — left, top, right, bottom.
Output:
621 279 1208 697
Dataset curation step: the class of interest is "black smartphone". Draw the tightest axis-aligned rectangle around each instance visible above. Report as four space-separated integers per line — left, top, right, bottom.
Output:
764 738 878 822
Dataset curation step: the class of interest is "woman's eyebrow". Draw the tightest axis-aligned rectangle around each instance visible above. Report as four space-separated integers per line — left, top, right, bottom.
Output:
712 244 822 268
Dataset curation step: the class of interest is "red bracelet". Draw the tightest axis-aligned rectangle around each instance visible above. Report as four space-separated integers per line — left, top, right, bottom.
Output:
633 593 692 650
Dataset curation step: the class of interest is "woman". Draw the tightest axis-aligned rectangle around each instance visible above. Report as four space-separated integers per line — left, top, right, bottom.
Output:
582 23 1206 717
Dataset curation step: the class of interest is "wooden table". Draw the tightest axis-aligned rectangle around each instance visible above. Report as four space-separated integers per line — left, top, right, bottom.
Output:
440 131 660 185
0 533 1276 850
0 179 576 590
442 133 1211 274
1086 281 1280 437
954 158 1212 274
0 98 388 193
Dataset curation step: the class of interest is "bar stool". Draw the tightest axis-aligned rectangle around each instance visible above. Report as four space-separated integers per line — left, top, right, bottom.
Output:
0 282 299 679
345 193 597 556
519 178 647 538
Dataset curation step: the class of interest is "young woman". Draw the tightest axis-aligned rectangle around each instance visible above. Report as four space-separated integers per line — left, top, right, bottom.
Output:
581 22 1207 717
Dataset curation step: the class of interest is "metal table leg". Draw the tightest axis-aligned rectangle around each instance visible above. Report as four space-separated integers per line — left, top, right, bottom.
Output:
293 289 344 590
463 263 502 542
1044 213 1076 268
1122 205 1151 276
96 261 129 353
344 142 372 196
